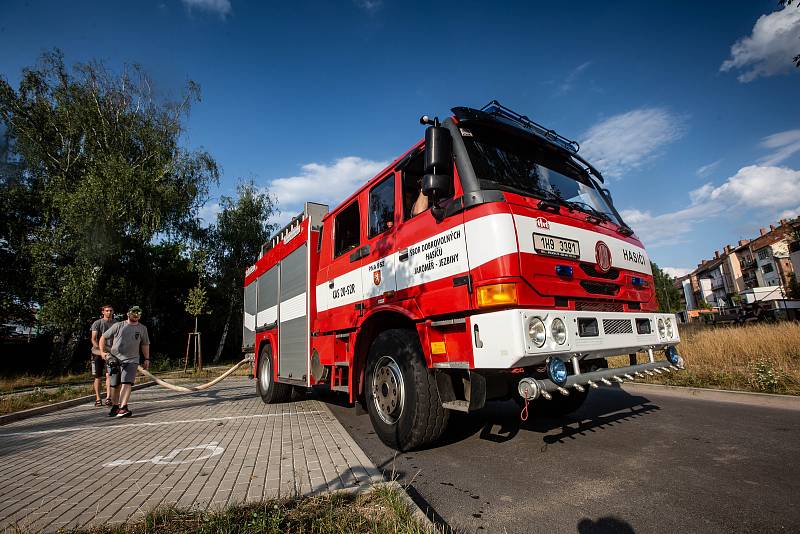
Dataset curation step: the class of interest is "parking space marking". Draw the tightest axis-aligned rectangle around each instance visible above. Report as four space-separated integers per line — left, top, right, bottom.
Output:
0 410 323 438
103 442 225 467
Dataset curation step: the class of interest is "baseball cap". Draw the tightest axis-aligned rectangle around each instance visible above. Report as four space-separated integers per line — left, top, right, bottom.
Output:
128 305 142 315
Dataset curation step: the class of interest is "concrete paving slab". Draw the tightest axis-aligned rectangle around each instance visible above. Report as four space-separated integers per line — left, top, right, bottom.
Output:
0 377 382 533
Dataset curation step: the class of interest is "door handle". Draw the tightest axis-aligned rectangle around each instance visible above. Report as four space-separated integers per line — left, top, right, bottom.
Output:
399 248 409 262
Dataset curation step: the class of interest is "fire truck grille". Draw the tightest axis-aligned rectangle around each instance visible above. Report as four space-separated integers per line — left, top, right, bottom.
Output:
603 319 633 335
579 263 620 280
575 301 624 313
580 280 620 296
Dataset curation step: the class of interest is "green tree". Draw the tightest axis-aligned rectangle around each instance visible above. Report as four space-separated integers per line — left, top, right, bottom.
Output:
207 182 276 363
651 262 682 313
0 50 218 369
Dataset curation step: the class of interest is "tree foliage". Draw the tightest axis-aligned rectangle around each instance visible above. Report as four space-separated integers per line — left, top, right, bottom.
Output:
651 262 682 313
207 182 277 362
0 50 218 368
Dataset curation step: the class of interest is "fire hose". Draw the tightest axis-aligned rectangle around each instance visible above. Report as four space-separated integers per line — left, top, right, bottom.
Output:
135 355 254 392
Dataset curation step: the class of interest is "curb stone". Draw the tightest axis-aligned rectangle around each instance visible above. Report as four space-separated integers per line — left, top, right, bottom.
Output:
620 382 800 410
0 381 156 425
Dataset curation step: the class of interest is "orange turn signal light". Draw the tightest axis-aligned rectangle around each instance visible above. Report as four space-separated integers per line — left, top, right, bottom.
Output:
476 283 518 308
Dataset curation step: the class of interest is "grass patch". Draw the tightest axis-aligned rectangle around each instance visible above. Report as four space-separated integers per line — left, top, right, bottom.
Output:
0 385 94 415
64 485 435 534
0 372 95 394
0 365 252 416
608 322 800 395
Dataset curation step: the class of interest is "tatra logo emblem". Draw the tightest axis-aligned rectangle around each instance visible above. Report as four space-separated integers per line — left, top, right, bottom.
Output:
535 217 550 229
373 270 381 286
595 241 612 273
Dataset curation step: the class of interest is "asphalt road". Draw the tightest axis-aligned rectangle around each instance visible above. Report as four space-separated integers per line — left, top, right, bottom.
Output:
327 384 800 534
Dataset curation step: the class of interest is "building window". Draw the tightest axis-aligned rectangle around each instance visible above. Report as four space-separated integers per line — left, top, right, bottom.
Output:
762 263 774 274
757 249 770 260
368 175 395 238
334 201 360 257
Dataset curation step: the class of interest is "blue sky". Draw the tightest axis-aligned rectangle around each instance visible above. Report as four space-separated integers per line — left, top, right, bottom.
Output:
1 0 799 276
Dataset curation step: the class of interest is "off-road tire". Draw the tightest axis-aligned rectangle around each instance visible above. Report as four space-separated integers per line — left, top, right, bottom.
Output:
535 387 590 416
256 344 291 403
365 329 449 451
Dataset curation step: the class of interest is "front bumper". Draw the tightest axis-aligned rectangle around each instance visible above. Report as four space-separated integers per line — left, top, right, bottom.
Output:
470 308 679 369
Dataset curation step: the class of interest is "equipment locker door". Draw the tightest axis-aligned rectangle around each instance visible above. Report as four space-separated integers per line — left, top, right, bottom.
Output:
278 244 308 380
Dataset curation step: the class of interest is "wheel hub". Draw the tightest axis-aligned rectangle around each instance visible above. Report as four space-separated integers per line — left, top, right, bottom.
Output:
372 356 404 425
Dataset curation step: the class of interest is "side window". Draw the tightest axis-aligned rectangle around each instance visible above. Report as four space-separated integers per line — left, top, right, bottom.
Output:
334 201 360 257
401 150 427 220
368 175 395 238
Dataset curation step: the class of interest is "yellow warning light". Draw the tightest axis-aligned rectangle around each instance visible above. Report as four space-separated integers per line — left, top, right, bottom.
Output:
476 283 518 309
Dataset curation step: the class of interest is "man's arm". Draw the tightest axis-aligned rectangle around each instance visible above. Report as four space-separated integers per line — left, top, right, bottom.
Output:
91 330 99 349
98 335 107 359
141 343 150 370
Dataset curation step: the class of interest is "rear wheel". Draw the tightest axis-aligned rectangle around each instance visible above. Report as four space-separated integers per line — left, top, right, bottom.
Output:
365 329 449 451
256 344 291 403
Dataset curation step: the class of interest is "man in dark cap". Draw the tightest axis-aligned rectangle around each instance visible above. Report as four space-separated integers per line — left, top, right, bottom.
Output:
98 305 151 417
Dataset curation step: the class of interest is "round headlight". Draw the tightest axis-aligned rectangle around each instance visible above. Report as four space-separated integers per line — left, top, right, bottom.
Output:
657 318 666 338
666 318 673 338
666 346 681 365
551 318 567 345
528 317 546 347
547 357 568 386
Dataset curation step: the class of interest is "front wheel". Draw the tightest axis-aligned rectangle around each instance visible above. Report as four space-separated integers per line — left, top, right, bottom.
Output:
256 344 291 403
365 329 449 451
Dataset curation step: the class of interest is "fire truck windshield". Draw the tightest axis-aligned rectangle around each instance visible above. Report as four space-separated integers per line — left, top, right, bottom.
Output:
461 124 624 227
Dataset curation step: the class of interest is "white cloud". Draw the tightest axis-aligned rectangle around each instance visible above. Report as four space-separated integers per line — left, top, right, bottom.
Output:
720 6 800 82
181 0 231 17
758 129 800 166
662 267 692 278
267 156 389 222
556 62 592 95
621 164 800 248
696 159 722 177
197 201 221 227
354 0 382 12
580 108 686 178
706 165 800 208
778 206 800 220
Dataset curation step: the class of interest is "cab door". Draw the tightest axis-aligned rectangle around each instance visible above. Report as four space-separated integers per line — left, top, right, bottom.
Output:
393 155 469 316
361 172 398 308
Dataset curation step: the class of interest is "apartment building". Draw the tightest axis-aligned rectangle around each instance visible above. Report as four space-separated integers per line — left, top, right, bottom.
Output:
682 217 798 309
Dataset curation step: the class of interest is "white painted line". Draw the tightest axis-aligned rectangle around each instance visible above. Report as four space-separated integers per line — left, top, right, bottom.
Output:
103 442 225 467
0 410 323 438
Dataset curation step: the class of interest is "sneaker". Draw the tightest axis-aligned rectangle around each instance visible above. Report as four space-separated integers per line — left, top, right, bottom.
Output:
116 407 132 418
108 405 119 417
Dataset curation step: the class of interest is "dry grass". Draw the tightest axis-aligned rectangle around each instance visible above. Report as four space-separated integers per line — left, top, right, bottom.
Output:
57 485 437 534
609 322 800 395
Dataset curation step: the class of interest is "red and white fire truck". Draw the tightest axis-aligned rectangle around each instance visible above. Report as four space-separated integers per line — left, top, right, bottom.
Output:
242 101 683 451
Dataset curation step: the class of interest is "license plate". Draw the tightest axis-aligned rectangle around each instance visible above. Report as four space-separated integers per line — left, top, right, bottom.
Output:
533 233 580 259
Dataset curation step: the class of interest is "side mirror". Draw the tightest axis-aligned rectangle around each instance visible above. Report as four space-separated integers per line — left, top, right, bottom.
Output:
422 125 453 220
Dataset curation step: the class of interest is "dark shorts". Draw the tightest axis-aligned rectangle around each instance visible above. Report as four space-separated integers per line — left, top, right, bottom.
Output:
91 356 105 378
120 361 138 385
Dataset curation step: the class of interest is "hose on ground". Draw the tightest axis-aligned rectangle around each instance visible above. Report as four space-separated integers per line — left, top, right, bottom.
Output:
136 356 253 392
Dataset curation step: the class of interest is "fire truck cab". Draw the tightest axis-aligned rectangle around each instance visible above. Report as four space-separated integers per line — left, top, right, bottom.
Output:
243 101 683 451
